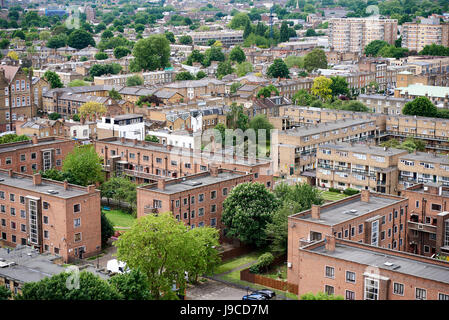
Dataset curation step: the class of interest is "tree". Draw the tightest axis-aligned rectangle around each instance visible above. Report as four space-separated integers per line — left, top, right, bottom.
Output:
364 40 389 56
165 32 175 43
284 55 304 69
280 21 290 42
145 135 159 143
43 71 63 89
265 201 300 254
419 44 449 56
402 97 438 117
68 79 88 87
0 286 11 300
126 75 144 86
195 71 207 80
204 46 225 64
178 35 193 45
267 58 290 79
95 52 109 60
330 76 350 97
303 48 327 72
48 112 61 120
101 30 114 40
132 35 170 72
101 212 115 248
221 182 281 247
7 51 19 61
47 34 67 49
229 13 251 30
292 89 316 105
257 85 280 98
216 61 234 79
109 270 150 300
229 46 246 64
115 212 220 299
89 64 122 77
0 39 10 50
114 46 131 59
312 76 333 101
230 82 242 94
16 271 122 300
109 88 122 100
305 28 317 37
243 19 252 39
249 114 274 152
68 29 95 50
79 101 107 119
226 103 249 131
175 71 195 81
339 101 370 112
62 145 104 186
100 176 137 213
235 61 253 77
72 114 80 122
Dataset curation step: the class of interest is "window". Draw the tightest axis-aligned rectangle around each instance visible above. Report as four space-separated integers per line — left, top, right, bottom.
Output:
324 285 334 296
438 293 449 300
416 288 426 300
74 204 80 213
371 221 379 246
20 154 26 161
20 210 25 218
156 158 162 163
346 271 355 283
416 200 419 208
175 200 180 208
211 190 217 199
190 211 195 219
44 230 49 239
43 202 49 210
364 278 379 300
198 194 204 202
393 283 404 296
0 191 4 199
223 188 228 196
21 224 26 232
211 204 216 213
10 193 15 202
358 224 363 234
74 218 81 227
198 208 204 216
10 221 16 229
325 266 334 278
191 196 195 204
20 196 25 204
10 207 15 216
74 233 82 242
345 290 355 300
1 219 5 226
5 157 11 165
431 203 442 211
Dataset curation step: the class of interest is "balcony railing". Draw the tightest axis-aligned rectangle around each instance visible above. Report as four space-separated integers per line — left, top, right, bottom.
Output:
144 205 160 214
407 221 437 234
123 169 163 181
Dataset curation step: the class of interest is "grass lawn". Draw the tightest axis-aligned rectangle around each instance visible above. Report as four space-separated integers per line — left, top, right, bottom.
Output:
102 208 136 228
262 265 287 280
321 191 349 202
214 251 262 275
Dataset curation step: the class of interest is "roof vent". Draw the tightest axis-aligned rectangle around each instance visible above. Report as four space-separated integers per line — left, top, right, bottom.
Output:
47 190 59 195
350 209 357 213
384 262 393 266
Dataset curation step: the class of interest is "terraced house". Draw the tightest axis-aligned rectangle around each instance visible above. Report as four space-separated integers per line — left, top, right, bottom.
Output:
0 65 34 132
316 143 408 195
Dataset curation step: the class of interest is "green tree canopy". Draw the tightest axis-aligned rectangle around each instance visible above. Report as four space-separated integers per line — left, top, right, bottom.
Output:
364 40 390 56
68 79 88 87
95 52 109 60
126 75 144 86
229 13 251 30
330 76 350 97
62 145 104 186
229 46 246 64
221 182 281 247
267 58 290 79
303 48 327 72
0 286 11 300
178 35 193 45
101 212 115 248
216 61 234 79
175 71 195 81
257 84 280 98
108 269 151 300
131 35 170 72
67 29 96 50
114 46 131 59
115 212 220 299
402 97 438 117
43 70 63 89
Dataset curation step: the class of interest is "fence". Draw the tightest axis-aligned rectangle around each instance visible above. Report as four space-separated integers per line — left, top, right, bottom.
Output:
239 254 298 295
219 245 253 262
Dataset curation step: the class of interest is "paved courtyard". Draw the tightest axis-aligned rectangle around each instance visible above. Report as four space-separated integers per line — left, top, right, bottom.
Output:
186 279 249 300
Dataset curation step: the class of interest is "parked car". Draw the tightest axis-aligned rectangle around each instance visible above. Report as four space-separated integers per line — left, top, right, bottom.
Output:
242 293 268 300
252 289 276 300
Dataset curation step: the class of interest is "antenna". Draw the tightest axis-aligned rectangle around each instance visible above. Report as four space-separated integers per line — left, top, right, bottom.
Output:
269 3 274 46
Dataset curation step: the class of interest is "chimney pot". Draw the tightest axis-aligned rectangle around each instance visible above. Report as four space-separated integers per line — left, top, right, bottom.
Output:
32 173 41 185
325 235 336 252
311 204 321 220
32 135 38 145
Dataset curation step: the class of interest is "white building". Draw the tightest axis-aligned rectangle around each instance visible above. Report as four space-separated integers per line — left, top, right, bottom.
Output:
146 129 200 149
97 114 145 140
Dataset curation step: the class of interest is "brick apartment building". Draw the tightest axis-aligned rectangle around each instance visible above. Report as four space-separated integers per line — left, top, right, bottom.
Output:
273 118 378 178
137 167 254 235
0 170 102 263
402 17 449 52
0 136 77 174
94 137 274 186
401 183 449 257
294 236 449 300
287 190 409 287
316 143 408 194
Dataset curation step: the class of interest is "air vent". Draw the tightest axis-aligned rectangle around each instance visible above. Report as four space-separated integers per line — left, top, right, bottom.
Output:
0 178 4 182
384 262 393 266
47 190 59 195
350 209 357 213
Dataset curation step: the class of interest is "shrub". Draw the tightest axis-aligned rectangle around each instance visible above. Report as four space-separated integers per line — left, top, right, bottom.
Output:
249 265 259 274
250 252 274 274
328 187 341 193
343 188 360 196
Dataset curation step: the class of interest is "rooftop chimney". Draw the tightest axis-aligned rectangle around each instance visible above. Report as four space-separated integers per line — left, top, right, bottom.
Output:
311 204 321 220
210 166 219 177
361 189 370 202
157 179 166 191
325 235 336 252
87 185 96 193
32 135 38 145
33 173 42 185
8 169 13 178
64 180 68 190
133 138 138 145
120 136 125 144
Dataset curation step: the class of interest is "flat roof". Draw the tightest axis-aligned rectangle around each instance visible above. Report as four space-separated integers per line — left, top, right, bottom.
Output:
294 195 402 226
282 118 373 138
0 138 68 154
396 84 449 98
147 171 247 194
0 172 89 199
399 151 449 165
321 142 407 157
309 242 449 284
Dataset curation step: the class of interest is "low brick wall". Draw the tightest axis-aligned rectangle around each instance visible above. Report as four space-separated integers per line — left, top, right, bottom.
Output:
240 255 298 295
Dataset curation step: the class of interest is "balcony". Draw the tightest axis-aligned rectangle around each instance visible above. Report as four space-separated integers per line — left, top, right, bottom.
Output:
377 180 386 185
144 205 159 215
407 221 437 234
123 169 162 181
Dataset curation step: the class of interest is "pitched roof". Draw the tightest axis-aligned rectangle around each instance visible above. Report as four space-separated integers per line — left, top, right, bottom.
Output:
0 65 20 83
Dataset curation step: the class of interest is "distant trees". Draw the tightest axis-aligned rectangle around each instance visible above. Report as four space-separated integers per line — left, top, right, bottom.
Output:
100 176 137 214
95 52 109 60
300 292 344 300
131 35 170 72
89 63 122 77
257 85 280 98
43 71 63 89
79 101 107 119
61 145 104 186
402 97 438 117
68 79 88 87
229 12 251 30
175 71 195 81
178 35 193 45
267 58 290 78
48 112 61 120
216 61 234 79
113 46 131 59
67 29 95 50
101 212 115 248
0 134 30 144
229 46 246 64
311 76 333 101
419 44 449 56
303 48 327 72
126 75 144 86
